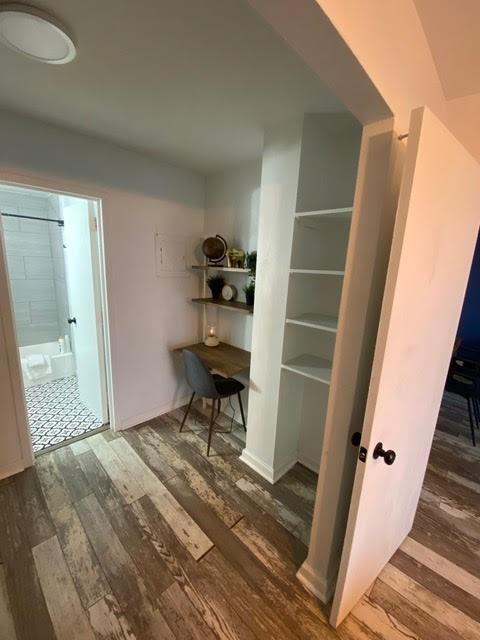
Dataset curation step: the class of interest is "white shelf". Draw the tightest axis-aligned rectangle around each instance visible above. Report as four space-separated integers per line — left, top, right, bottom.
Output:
286 313 338 333
290 268 345 276
295 207 352 226
281 354 332 384
192 265 250 273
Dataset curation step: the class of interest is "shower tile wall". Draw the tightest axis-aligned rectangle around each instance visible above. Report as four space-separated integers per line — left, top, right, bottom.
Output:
1 190 67 347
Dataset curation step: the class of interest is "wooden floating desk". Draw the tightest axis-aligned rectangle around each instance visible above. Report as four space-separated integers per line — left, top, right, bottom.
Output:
173 341 250 378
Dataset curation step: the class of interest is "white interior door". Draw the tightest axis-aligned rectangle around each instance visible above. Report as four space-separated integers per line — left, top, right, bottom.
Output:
63 198 108 424
330 107 480 626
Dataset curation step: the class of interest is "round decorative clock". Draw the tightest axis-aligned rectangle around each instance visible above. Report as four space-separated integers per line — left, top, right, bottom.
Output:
222 284 237 301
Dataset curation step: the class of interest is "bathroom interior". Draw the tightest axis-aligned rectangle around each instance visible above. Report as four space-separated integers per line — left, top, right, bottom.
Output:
0 184 108 452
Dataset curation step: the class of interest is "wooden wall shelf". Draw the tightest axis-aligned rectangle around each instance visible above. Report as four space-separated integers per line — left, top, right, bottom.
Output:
191 297 253 314
191 265 250 273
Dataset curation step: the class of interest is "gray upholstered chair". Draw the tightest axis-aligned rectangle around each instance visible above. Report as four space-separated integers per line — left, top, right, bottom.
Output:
180 349 246 455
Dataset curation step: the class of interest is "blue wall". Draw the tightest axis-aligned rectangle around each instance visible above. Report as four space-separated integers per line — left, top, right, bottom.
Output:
458 232 480 347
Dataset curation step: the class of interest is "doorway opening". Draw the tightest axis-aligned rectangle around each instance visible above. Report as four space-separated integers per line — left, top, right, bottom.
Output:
0 183 109 453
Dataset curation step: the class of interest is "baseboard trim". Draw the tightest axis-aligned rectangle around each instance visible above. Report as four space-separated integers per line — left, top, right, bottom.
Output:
296 561 334 604
239 448 276 483
298 452 320 474
0 458 26 481
240 449 297 484
116 396 190 431
272 455 298 482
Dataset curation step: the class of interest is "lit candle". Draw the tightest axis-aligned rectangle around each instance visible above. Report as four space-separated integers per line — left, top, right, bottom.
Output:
204 325 219 347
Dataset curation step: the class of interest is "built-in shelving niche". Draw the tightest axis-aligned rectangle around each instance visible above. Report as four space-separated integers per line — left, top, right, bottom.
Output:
282 322 335 381
281 266 347 471
290 210 351 273
274 112 362 474
286 270 343 327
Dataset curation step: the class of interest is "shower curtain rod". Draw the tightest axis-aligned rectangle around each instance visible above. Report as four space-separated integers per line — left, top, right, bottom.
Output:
1 212 64 227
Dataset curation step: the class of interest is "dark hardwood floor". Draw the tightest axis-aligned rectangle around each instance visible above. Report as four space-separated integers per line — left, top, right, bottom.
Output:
0 394 478 639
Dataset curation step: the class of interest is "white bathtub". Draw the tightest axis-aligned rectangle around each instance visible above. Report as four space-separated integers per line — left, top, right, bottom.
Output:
20 341 76 388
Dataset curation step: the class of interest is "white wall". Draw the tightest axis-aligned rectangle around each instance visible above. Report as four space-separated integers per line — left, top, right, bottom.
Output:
204 161 261 350
316 0 480 166
203 161 261 421
316 0 447 132
0 110 204 477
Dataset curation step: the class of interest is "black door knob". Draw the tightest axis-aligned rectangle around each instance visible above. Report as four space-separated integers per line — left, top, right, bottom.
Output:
373 442 396 465
67 317 77 325
351 432 361 447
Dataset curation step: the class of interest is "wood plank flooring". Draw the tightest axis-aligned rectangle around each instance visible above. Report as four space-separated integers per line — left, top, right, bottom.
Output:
0 392 478 639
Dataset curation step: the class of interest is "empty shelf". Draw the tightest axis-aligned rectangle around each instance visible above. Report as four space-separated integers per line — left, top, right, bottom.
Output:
286 313 338 332
281 354 332 384
191 298 253 314
295 207 352 226
290 268 345 276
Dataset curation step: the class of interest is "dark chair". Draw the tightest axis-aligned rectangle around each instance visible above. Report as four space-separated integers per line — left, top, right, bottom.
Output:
445 369 479 446
179 349 246 455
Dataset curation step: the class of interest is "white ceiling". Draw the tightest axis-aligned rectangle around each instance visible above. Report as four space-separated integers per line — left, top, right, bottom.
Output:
0 0 345 174
414 0 480 101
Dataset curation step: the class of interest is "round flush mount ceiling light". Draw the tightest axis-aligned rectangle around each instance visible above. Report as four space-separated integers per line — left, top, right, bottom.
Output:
0 4 76 64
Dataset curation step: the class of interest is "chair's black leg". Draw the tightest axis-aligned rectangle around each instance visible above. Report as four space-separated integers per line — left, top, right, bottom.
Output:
207 399 216 456
237 392 246 431
180 392 195 432
217 398 221 416
467 397 476 447
473 397 480 429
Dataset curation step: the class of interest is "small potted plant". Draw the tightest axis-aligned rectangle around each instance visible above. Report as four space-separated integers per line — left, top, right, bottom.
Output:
243 250 256 307
246 251 257 276
207 274 225 299
243 280 255 306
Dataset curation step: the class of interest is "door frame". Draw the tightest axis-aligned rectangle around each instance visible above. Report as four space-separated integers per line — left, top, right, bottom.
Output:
0 169 116 469
62 197 110 425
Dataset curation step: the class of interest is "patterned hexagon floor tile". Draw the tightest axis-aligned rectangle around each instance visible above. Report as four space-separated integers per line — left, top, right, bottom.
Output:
26 375 104 452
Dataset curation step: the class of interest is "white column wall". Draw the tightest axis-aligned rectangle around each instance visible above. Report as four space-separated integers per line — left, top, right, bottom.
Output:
240 119 303 481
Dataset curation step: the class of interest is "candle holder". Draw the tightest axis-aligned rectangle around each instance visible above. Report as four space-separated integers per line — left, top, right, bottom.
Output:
204 325 220 347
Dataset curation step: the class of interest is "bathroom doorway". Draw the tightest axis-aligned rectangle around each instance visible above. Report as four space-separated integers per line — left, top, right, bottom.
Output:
0 184 109 453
